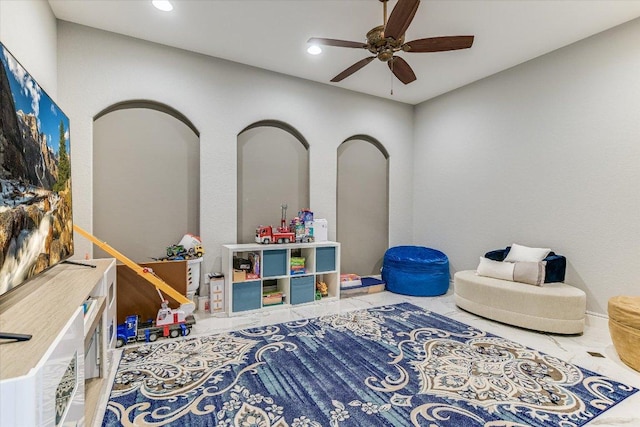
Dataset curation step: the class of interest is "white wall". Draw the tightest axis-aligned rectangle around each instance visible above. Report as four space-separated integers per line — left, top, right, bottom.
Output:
57 22 415 273
413 18 640 315
0 0 57 98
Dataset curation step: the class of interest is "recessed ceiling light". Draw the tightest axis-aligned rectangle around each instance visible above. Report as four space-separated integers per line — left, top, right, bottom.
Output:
307 45 322 55
152 0 173 12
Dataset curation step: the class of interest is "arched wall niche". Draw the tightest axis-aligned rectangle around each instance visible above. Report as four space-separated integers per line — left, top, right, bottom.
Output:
95 99 199 136
92 100 200 262
237 120 309 244
337 135 389 276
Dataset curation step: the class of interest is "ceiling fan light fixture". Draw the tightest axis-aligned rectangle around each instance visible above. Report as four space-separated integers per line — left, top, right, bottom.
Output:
152 0 173 12
308 0 474 85
307 45 322 55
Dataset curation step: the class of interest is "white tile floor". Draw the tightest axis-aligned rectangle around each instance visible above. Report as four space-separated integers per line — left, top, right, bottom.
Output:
191 290 640 427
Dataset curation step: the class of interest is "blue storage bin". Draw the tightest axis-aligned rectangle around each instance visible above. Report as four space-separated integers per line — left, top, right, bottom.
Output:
232 281 261 312
316 247 336 272
263 249 287 277
290 275 315 305
382 246 449 296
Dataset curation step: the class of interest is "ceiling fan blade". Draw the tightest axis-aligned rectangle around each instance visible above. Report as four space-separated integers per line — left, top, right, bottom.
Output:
307 37 367 49
384 0 420 41
404 36 475 52
388 56 417 85
330 57 375 82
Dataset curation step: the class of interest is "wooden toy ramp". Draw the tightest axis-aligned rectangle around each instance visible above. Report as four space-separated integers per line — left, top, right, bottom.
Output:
73 224 196 315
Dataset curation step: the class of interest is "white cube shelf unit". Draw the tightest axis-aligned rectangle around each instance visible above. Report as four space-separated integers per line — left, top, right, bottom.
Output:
222 241 340 315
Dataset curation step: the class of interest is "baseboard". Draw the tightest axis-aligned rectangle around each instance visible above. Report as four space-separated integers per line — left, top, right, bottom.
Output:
586 310 608 320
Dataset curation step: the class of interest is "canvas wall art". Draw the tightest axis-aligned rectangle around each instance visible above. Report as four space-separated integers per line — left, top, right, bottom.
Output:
0 42 73 297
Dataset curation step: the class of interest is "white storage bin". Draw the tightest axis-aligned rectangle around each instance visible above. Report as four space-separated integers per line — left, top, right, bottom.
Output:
186 290 196 301
312 219 328 242
199 280 210 297
187 258 203 292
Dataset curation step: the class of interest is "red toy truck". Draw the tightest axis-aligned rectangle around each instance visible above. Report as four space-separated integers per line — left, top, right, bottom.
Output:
255 225 295 244
255 204 296 244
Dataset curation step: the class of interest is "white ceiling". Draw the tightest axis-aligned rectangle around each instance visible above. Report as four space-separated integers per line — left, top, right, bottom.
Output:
48 0 640 105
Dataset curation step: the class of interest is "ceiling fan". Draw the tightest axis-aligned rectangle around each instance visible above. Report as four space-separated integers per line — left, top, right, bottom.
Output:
308 0 474 85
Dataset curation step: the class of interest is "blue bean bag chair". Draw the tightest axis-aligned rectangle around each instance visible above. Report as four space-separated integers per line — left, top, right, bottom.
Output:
382 246 450 296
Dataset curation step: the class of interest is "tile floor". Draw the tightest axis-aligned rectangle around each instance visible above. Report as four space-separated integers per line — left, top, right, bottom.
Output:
99 290 640 426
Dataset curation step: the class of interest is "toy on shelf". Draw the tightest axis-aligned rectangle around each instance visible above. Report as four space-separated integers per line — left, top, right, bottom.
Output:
290 210 314 243
164 234 205 260
290 257 306 275
256 205 317 244
166 244 204 259
293 209 314 243
255 204 296 244
316 280 328 297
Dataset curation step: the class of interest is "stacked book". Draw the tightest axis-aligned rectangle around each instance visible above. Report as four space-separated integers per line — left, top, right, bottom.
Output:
263 291 284 306
290 257 306 275
263 282 284 306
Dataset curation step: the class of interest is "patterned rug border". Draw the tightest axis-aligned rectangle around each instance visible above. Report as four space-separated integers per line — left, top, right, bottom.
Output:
102 302 638 427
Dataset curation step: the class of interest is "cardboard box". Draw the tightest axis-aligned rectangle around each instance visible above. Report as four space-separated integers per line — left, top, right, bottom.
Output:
209 276 225 313
233 270 246 282
197 295 210 312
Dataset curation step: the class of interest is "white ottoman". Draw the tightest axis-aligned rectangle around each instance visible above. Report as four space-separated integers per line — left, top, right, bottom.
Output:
454 270 586 334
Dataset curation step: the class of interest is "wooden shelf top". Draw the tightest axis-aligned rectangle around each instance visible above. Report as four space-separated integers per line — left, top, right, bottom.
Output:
0 259 114 380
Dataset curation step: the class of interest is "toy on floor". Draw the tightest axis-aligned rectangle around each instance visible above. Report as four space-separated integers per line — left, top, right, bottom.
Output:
116 289 195 347
73 225 197 347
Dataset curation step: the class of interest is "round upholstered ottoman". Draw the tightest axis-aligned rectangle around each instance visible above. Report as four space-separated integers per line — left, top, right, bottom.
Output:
454 270 586 334
382 246 449 296
608 296 640 372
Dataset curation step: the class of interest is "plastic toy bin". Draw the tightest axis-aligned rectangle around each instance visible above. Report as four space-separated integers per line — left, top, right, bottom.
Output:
382 246 449 296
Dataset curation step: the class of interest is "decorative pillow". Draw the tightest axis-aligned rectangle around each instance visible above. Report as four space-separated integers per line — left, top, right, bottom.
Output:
503 243 551 263
513 261 546 286
476 257 514 281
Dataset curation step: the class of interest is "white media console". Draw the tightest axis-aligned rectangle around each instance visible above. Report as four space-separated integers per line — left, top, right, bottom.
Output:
0 258 117 427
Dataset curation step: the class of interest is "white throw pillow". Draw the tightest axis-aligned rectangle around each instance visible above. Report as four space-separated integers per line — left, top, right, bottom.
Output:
503 243 551 263
513 261 546 286
476 257 514 281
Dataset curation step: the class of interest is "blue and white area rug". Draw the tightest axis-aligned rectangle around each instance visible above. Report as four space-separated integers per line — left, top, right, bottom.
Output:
102 303 637 426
